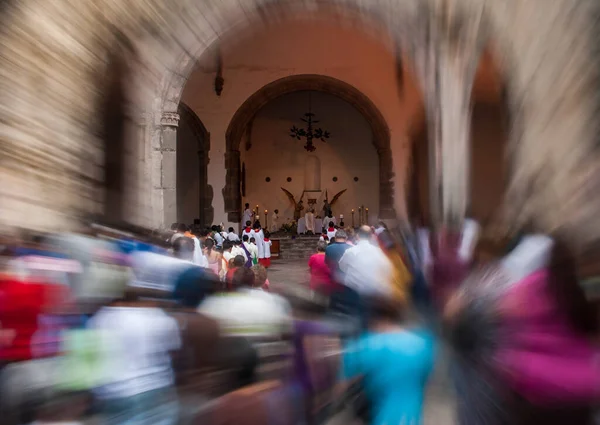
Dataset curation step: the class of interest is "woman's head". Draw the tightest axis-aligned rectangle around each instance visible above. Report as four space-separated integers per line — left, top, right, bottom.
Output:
233 255 245 268
232 267 256 289
251 264 268 288
204 237 215 253
316 241 327 253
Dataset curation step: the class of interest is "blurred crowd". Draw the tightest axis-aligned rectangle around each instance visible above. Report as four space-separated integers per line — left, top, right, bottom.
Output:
0 217 598 425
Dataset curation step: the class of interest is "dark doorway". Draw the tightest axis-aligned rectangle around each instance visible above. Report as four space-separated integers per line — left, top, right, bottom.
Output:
101 51 127 223
177 103 213 228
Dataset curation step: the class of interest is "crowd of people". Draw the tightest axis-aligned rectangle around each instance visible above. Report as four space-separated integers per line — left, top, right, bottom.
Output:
0 215 598 425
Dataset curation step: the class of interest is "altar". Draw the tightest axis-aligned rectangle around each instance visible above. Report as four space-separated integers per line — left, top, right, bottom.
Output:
297 217 323 234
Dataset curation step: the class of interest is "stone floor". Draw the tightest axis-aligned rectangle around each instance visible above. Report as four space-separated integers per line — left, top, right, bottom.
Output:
267 259 457 424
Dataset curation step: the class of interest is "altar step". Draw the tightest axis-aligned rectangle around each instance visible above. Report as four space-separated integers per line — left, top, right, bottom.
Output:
275 236 321 260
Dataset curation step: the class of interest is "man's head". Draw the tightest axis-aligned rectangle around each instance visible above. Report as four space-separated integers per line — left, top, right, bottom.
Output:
316 241 327 253
264 230 270 239
228 227 235 233
328 221 334 228
177 223 189 233
170 223 179 231
199 229 210 240
245 203 250 209
357 225 373 241
233 255 245 268
335 229 348 242
253 221 261 230
274 209 279 214
173 236 195 261
223 240 233 252
232 267 256 289
246 220 251 227
250 237 256 244
243 235 249 242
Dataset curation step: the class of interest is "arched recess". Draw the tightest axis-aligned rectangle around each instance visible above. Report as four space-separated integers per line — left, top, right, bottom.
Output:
223 74 394 223
98 32 137 225
176 102 213 227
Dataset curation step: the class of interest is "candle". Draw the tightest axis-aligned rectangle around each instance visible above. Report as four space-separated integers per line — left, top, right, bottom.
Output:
264 210 268 228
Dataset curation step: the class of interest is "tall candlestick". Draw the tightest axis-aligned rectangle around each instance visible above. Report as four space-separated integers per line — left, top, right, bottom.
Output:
365 208 369 225
265 210 268 229
351 209 355 228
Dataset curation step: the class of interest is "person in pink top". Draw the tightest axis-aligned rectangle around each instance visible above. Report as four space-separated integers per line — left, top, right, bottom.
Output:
308 241 332 295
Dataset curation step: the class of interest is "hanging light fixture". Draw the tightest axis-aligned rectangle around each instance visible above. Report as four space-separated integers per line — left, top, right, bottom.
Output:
289 92 331 152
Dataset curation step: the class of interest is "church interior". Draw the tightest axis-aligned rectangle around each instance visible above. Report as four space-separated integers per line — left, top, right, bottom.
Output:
173 15 507 235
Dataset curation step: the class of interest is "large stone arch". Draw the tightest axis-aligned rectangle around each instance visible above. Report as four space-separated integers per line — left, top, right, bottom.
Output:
221 74 395 223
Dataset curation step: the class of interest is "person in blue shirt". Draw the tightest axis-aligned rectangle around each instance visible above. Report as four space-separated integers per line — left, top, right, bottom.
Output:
339 296 436 425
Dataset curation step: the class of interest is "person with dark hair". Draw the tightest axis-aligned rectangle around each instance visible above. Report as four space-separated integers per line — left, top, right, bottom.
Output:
203 238 222 278
308 241 332 295
242 220 254 239
172 236 195 262
225 255 246 290
227 227 239 242
170 223 188 244
326 221 337 240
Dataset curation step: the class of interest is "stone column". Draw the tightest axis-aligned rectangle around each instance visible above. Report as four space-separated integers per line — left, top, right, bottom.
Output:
153 111 179 228
222 149 242 223
407 1 486 230
377 147 396 220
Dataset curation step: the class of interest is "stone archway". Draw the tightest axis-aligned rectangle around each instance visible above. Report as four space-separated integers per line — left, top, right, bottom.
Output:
222 74 395 223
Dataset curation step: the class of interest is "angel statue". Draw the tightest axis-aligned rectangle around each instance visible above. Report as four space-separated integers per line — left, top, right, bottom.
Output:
323 189 347 218
281 188 305 221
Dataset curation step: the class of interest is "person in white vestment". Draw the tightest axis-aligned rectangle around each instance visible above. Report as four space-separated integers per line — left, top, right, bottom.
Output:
326 221 337 241
271 210 280 232
253 223 265 262
323 215 336 231
242 203 254 227
305 209 316 234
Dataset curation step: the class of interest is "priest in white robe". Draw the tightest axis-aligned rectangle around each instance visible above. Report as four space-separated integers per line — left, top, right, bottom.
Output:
271 209 280 232
305 209 316 234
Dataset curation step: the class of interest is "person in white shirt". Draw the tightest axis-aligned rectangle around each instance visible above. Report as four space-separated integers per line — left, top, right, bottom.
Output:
222 240 235 263
242 203 254 227
253 223 265 262
338 225 394 299
304 209 316 234
199 267 291 338
88 302 181 422
232 240 249 265
227 227 240 242
243 235 259 265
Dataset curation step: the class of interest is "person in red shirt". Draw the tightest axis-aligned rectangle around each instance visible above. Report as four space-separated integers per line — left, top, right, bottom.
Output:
225 255 245 291
0 274 71 362
308 241 333 295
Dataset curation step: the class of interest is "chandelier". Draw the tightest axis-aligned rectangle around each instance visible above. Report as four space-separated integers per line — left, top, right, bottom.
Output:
289 92 331 152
